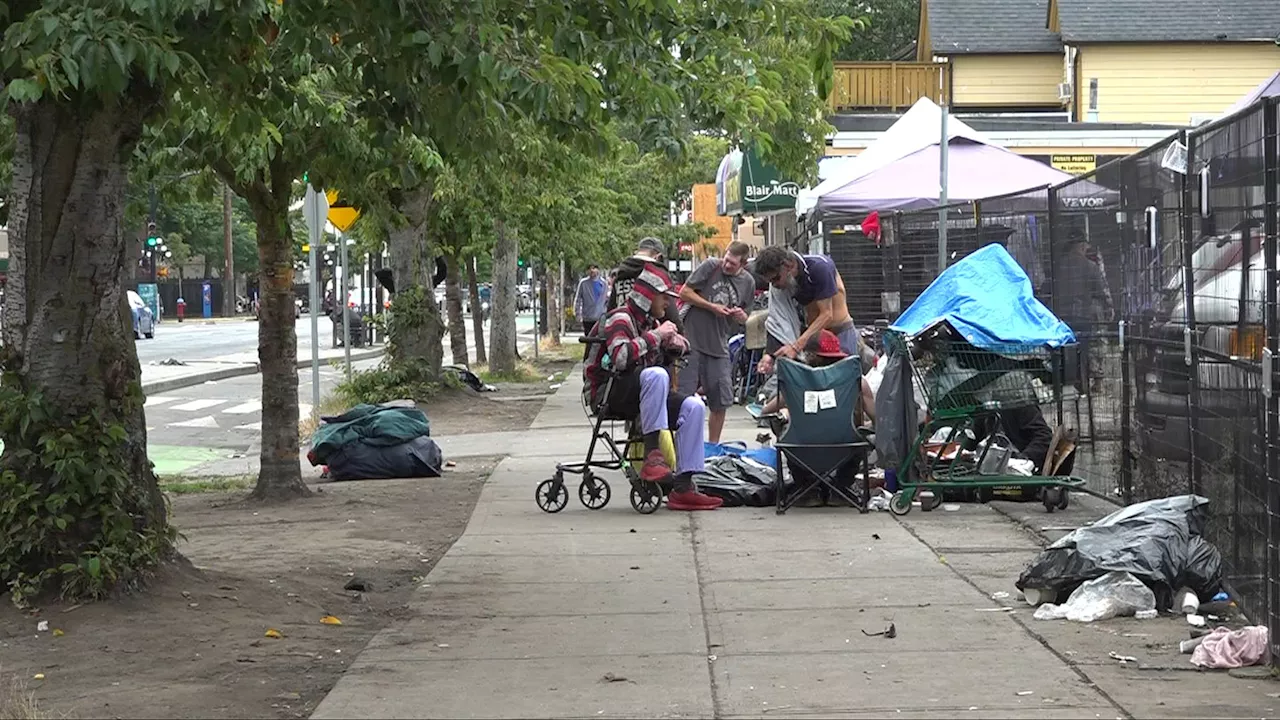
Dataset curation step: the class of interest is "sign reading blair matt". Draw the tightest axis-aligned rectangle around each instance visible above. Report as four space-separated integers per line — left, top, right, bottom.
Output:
717 146 800 216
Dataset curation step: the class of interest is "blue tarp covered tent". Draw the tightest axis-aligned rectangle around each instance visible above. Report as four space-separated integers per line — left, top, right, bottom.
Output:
891 245 1075 349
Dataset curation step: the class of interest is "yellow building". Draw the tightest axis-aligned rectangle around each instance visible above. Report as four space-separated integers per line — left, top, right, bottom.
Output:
915 0 1280 125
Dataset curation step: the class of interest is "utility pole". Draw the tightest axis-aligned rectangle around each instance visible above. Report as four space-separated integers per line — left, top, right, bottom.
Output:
223 183 235 316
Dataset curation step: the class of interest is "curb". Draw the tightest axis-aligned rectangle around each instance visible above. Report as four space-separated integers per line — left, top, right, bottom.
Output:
141 348 385 395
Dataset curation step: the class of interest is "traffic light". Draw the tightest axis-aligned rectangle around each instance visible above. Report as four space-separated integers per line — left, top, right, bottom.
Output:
517 258 525 267
146 221 160 248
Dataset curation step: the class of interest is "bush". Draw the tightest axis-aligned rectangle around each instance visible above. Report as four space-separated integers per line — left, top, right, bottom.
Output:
333 358 448 406
0 381 176 607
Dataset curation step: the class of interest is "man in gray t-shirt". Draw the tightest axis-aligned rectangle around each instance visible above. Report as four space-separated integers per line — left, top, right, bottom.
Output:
677 241 756 443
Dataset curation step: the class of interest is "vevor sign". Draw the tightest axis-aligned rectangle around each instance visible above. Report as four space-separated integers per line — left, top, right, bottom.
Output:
1060 196 1110 210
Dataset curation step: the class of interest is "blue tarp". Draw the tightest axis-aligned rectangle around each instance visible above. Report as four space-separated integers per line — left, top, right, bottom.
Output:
890 245 1075 349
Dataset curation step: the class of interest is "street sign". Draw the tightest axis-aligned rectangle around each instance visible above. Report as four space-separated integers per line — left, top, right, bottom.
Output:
303 185 330 237
325 191 360 232
137 283 160 322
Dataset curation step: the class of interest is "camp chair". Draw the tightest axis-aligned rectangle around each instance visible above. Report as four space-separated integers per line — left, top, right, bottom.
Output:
773 356 872 514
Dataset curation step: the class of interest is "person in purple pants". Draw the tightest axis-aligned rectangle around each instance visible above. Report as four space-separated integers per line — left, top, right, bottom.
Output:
584 263 723 511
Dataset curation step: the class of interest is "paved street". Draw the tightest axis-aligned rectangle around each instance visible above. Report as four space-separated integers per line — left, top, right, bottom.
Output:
138 312 536 365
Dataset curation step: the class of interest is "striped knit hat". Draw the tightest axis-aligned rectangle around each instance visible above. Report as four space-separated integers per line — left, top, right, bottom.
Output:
629 262 679 313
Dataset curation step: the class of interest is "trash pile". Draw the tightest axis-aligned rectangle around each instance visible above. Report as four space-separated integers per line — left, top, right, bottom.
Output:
307 402 444 481
1017 495 1222 610
694 443 778 507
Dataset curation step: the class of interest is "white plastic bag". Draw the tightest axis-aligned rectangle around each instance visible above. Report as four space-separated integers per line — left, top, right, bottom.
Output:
1034 571 1156 622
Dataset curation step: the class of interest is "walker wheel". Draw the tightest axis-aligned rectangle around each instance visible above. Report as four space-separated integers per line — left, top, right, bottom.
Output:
536 477 569 513
630 485 662 514
889 491 913 516
920 489 943 512
578 473 611 510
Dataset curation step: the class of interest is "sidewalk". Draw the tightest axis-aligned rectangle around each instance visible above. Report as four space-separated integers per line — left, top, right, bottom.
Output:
312 371 1279 719
140 345 384 394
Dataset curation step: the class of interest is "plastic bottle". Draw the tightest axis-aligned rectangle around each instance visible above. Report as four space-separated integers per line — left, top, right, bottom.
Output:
1175 588 1200 615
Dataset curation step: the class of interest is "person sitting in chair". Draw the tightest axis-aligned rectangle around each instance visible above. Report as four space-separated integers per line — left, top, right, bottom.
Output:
751 330 876 427
584 263 723 512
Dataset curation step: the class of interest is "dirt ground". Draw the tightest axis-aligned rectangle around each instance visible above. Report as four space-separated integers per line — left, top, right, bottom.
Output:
0 356 577 719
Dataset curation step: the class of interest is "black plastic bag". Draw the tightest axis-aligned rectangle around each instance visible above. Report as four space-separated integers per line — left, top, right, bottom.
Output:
694 455 776 507
1016 495 1223 608
327 435 444 481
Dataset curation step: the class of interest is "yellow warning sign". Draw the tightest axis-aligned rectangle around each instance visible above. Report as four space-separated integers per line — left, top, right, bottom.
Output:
325 190 361 233
1051 154 1096 175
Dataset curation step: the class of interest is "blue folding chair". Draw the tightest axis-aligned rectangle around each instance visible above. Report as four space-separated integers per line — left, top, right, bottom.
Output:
773 356 872 514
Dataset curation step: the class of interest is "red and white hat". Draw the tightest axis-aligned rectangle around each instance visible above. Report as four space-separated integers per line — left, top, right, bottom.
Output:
629 263 679 312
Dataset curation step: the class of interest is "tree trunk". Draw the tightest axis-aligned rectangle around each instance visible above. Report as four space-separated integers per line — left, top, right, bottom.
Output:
489 220 519 373
547 260 563 343
386 186 445 378
0 96 174 594
249 190 311 501
466 255 487 365
443 253 468 365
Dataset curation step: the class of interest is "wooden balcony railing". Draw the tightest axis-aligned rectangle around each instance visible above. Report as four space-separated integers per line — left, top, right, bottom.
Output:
829 61 950 112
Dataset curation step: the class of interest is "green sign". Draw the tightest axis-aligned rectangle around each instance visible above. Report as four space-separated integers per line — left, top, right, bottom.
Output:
137 282 160 321
719 146 800 215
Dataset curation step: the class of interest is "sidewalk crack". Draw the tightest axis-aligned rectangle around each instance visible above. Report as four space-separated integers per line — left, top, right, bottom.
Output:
690 513 725 719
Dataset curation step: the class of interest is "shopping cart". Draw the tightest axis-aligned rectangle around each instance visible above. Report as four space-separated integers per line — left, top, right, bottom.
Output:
884 327 1085 516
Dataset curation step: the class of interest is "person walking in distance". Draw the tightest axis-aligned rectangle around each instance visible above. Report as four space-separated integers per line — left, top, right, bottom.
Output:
677 242 755 443
573 264 608 333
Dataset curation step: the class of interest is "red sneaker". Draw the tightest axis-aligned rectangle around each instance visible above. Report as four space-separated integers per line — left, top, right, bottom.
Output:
667 489 723 511
640 449 673 483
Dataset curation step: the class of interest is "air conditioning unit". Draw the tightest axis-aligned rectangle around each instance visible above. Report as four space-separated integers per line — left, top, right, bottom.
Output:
1057 82 1074 101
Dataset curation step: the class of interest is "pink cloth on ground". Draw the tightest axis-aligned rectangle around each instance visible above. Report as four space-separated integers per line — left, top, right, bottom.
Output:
1190 625 1269 669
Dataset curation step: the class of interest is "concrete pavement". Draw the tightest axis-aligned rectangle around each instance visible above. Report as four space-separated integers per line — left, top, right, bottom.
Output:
311 371 1280 720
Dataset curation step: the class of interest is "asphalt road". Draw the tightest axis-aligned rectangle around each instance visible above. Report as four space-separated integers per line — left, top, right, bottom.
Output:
137 312 537 364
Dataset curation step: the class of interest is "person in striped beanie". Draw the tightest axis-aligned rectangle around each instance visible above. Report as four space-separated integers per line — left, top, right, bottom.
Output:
584 262 723 511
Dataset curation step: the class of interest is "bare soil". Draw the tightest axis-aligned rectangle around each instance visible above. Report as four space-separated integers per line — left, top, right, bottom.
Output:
0 357 575 719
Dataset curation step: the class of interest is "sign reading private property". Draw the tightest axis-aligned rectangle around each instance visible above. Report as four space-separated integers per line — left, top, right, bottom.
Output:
1051 154 1097 175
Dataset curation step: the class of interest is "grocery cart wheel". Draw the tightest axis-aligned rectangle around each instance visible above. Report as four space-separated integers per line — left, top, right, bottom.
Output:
1056 488 1070 510
630 485 662 514
578 472 611 510
536 475 569 513
889 491 913 516
1042 487 1062 513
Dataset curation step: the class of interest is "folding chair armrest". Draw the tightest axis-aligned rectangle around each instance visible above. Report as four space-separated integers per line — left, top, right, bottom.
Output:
776 441 872 450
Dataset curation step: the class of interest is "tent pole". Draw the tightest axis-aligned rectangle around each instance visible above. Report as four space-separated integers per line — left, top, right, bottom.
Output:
938 103 950 273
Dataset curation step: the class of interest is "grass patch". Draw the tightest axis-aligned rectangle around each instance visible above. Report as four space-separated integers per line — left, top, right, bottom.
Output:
534 336 582 363
158 475 255 495
476 360 546 384
1 668 54 719
298 392 351 441
332 358 447 407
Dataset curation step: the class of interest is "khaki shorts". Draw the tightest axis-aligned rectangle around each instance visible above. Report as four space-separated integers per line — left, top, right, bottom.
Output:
677 351 734 410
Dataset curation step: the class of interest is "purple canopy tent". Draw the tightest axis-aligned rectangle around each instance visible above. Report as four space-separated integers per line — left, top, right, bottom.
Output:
1222 70 1280 117
810 98 1118 216
816 140 1082 214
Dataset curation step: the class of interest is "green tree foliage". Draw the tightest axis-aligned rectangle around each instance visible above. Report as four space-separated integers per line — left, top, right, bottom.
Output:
819 0 920 61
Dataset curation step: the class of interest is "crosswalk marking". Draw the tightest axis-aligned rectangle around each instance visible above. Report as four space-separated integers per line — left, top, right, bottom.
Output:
170 416 220 429
223 400 262 414
236 421 262 431
145 396 185 407
170 398 228 412
299 403 313 419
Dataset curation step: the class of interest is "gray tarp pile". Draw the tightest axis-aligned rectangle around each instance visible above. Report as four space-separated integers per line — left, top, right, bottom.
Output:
1016 495 1223 610
308 403 444 481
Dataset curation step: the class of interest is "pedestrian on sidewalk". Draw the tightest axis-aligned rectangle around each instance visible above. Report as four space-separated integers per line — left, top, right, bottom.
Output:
573 264 608 333
584 263 723 511
610 236 682 331
677 241 754 443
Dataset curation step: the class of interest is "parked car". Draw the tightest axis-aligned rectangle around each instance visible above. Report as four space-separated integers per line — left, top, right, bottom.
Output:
128 290 155 340
1137 221 1265 463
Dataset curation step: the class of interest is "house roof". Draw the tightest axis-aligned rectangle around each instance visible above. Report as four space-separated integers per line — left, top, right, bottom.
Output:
926 0 1063 54
1056 0 1280 43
